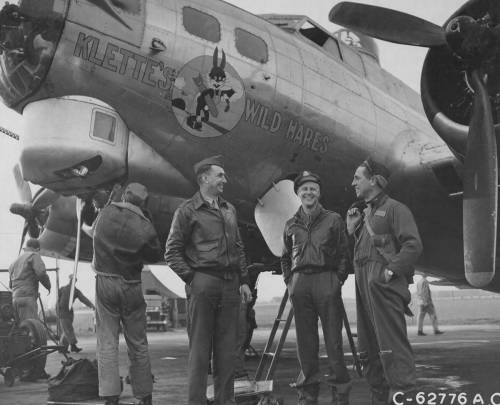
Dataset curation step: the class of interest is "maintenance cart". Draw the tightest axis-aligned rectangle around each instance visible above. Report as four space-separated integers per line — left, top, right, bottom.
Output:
0 290 63 386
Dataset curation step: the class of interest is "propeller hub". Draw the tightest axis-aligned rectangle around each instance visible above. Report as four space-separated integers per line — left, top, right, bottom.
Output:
445 15 493 60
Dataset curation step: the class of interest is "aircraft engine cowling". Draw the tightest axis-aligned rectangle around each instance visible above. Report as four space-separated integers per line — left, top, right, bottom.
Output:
420 1 500 159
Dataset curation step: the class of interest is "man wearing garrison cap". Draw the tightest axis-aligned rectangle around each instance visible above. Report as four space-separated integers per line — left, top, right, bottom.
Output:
165 155 252 405
93 182 162 405
347 158 423 404
281 171 351 405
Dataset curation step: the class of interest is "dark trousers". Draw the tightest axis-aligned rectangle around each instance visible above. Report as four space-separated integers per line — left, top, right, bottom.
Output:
187 272 240 405
95 275 152 399
59 314 77 347
355 260 416 404
288 271 350 402
417 303 439 333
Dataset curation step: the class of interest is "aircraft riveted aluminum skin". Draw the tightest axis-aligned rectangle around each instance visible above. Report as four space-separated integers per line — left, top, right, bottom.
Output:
352 193 422 401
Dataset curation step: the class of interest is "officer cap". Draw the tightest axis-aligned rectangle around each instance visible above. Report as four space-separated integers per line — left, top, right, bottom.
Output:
25 238 40 251
294 171 321 194
193 155 224 175
123 183 148 205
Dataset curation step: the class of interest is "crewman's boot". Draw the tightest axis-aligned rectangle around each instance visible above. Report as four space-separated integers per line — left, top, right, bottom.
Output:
70 343 82 353
417 331 426 336
134 394 152 405
370 387 389 405
103 396 119 405
331 381 352 405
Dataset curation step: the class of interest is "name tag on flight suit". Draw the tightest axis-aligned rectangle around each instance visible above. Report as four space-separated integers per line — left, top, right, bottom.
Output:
374 210 386 217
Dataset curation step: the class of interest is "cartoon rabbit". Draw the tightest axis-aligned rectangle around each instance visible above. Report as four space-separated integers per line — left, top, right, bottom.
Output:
187 47 242 131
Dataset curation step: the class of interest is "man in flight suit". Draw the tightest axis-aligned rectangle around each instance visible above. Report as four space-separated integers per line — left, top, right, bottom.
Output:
281 171 352 405
8 238 51 322
165 155 252 405
58 274 95 353
347 158 422 405
93 183 162 405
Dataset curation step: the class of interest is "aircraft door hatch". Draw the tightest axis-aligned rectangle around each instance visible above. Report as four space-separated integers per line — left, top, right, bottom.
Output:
254 180 301 257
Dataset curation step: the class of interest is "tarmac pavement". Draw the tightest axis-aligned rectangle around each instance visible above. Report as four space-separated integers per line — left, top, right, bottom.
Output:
1 324 500 404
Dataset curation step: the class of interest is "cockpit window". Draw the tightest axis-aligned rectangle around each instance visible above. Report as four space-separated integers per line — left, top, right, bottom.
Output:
182 7 220 43
235 28 268 63
92 111 116 143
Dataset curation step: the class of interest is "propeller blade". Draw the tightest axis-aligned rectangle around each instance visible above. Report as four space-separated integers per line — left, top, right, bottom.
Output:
463 70 497 288
18 222 29 254
12 164 32 203
329 2 446 47
32 188 59 210
68 198 83 311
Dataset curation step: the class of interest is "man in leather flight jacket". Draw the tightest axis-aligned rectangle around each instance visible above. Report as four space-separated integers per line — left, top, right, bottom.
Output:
165 155 252 405
281 171 352 405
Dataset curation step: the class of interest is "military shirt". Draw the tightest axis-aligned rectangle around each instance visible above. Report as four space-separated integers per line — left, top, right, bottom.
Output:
93 202 162 281
9 248 50 298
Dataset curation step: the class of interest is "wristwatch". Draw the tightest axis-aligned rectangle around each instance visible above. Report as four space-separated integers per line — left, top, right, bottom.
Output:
386 269 394 278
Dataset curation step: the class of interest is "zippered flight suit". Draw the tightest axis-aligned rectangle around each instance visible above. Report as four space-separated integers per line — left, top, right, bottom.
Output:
353 193 422 404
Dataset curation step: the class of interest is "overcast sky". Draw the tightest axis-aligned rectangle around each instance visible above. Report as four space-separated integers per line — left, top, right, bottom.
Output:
0 0 465 304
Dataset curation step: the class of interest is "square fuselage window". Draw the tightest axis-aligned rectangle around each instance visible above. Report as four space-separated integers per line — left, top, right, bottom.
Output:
93 111 116 143
235 28 268 63
183 7 221 43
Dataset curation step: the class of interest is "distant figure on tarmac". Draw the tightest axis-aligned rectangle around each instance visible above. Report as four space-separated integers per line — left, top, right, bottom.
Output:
58 274 95 353
416 274 443 336
93 182 162 405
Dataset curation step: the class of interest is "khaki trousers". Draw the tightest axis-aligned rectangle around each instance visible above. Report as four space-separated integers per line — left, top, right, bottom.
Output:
95 275 152 399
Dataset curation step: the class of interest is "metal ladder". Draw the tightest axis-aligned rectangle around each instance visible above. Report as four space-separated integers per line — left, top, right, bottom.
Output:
254 288 294 381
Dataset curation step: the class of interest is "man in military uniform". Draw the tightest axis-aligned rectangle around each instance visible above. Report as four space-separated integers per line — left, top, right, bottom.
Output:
282 171 352 405
58 274 95 353
165 155 252 405
8 238 51 322
93 183 162 405
347 158 423 404
416 274 443 336
8 238 51 380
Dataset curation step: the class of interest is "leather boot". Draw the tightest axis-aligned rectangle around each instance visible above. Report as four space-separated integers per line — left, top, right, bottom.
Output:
135 394 152 405
331 381 352 405
104 396 119 405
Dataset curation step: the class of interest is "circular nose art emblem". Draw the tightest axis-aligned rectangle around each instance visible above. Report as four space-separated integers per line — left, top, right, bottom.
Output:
171 47 245 138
